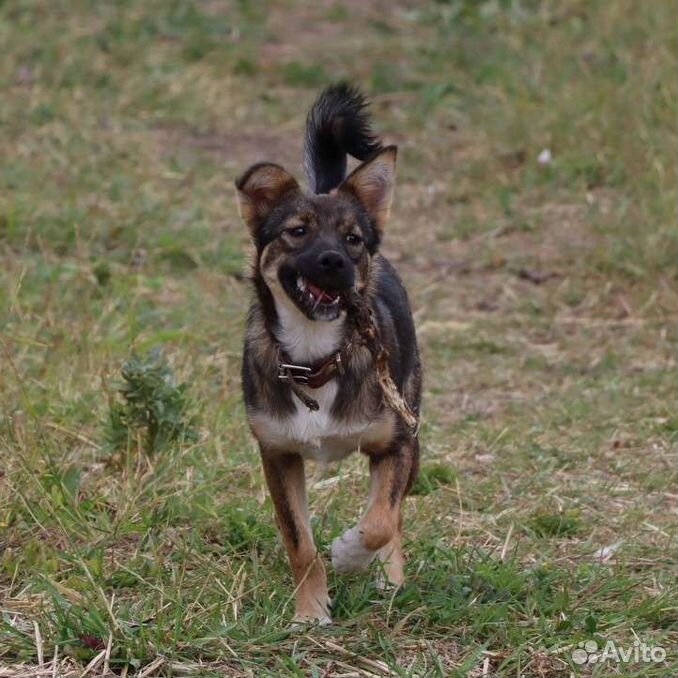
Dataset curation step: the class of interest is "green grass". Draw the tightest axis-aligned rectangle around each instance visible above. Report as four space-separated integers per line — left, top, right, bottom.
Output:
1 1 675 676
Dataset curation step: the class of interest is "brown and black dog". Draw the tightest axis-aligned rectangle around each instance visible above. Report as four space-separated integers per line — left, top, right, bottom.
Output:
236 84 421 624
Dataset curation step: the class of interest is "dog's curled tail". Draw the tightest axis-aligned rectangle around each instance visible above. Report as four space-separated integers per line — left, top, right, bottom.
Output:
303 83 383 195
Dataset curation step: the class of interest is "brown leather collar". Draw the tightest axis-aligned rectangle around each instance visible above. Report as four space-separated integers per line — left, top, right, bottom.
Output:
277 348 346 389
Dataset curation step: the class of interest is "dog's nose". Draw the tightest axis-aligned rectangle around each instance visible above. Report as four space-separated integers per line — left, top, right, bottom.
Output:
317 250 345 271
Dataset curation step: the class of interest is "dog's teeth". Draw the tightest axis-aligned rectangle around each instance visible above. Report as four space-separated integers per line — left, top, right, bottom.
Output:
331 296 340 305
297 277 306 291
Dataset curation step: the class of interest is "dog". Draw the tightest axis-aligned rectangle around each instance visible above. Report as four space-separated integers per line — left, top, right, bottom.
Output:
236 83 421 624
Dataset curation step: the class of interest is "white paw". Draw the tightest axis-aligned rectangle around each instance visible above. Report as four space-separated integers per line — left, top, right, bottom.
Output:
331 526 377 573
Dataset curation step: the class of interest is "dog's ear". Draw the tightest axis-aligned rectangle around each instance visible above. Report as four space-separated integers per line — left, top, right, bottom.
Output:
339 146 396 237
235 163 300 234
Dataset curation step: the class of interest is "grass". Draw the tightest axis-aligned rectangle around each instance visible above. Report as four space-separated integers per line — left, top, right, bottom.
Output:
0 1 675 676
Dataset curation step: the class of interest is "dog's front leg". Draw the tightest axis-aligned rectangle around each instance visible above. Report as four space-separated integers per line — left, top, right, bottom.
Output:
331 435 418 587
261 450 331 624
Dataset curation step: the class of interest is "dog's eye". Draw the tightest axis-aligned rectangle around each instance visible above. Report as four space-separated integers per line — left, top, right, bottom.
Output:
345 233 362 245
285 226 307 238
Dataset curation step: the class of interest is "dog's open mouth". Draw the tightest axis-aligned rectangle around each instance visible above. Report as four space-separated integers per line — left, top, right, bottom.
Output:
292 274 343 320
297 276 341 306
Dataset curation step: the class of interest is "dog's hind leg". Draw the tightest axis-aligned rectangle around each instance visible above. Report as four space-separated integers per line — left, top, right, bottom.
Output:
331 435 417 585
261 450 331 625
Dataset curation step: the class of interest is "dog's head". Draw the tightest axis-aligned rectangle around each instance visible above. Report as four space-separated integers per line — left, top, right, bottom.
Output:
236 147 396 321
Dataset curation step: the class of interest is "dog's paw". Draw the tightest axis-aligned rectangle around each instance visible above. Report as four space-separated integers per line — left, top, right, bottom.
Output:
331 526 377 573
375 541 405 591
290 593 332 630
375 571 403 592
290 612 332 630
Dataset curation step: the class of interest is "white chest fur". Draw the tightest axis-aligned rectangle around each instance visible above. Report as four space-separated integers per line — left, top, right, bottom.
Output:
249 294 384 462
251 379 373 462
274 296 344 363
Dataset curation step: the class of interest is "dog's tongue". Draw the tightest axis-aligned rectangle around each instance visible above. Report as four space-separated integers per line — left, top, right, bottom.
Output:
307 281 337 302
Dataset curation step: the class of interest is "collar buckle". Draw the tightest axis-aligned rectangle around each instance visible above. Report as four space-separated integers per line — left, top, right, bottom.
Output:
278 363 312 383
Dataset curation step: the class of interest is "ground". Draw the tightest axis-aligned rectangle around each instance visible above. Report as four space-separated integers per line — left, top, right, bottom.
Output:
0 1 675 677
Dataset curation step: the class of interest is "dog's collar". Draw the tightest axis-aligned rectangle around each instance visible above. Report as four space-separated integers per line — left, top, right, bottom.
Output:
277 348 346 390
270 289 419 432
